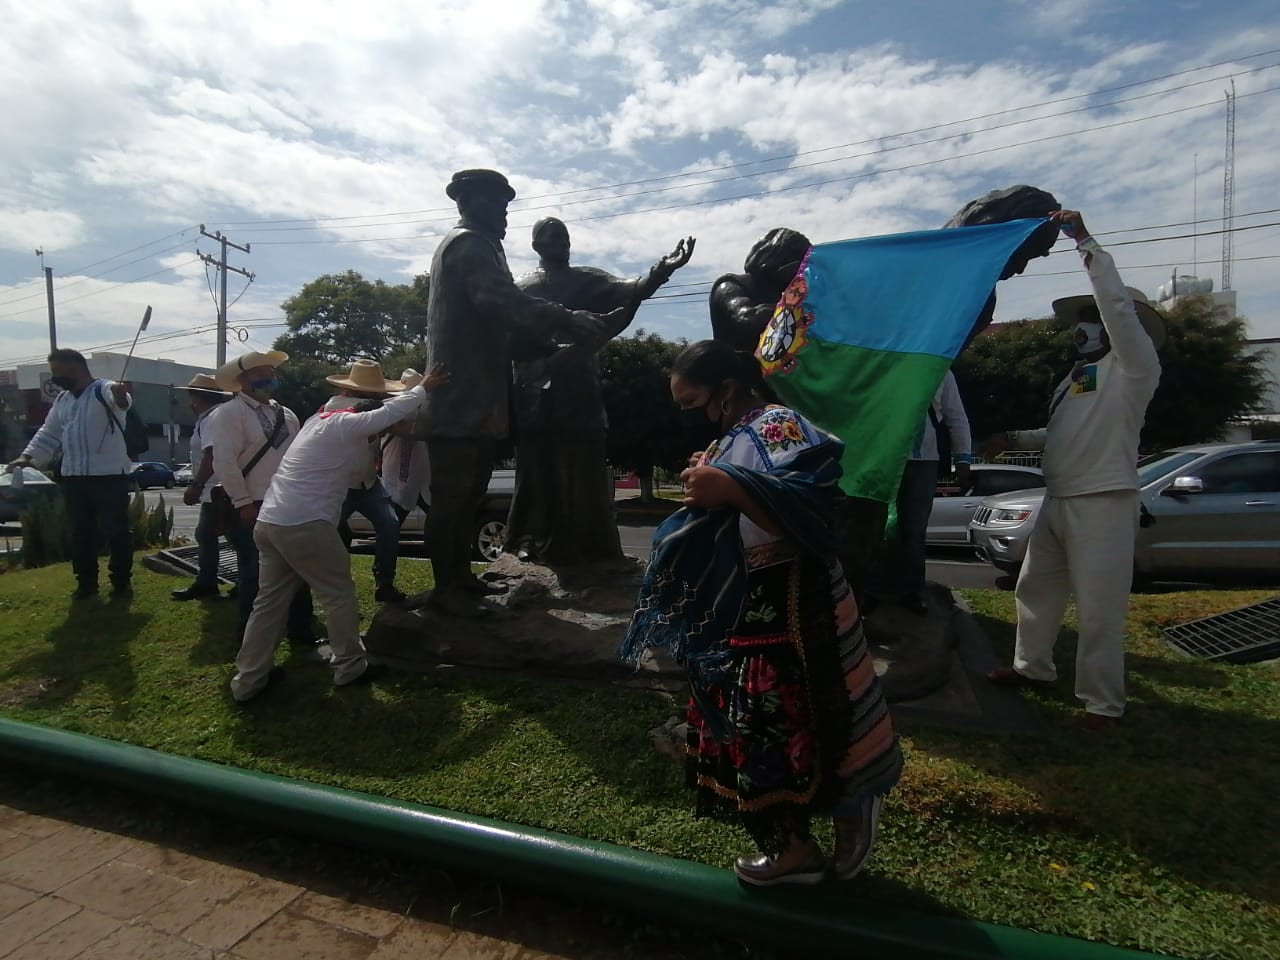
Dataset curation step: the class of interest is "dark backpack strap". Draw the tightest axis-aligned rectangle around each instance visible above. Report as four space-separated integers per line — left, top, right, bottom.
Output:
94 381 125 435
241 406 287 477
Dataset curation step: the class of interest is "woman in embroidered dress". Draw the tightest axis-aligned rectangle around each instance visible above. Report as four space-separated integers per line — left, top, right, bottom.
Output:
622 340 902 886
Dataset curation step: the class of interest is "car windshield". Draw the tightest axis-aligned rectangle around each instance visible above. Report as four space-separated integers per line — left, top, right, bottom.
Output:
1137 451 1202 486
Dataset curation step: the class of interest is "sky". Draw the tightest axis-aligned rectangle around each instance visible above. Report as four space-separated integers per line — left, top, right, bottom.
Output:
1 0 1279 373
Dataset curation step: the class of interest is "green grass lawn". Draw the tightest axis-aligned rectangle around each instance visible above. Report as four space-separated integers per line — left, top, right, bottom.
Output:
0 557 1276 959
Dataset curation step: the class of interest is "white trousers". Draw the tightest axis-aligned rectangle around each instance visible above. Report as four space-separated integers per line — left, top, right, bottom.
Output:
1012 490 1138 718
230 520 369 701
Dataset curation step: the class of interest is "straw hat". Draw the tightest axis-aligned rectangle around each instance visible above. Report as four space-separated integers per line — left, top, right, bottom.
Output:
399 367 424 389
1052 288 1166 350
215 350 289 392
176 373 231 397
325 359 405 394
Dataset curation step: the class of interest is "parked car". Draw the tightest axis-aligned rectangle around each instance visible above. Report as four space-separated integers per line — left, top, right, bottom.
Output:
969 441 1280 583
346 469 516 562
0 467 58 523
926 464 1044 546
131 461 176 490
174 462 194 484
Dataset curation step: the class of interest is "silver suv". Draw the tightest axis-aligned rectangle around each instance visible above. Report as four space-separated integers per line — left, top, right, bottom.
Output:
969 441 1280 583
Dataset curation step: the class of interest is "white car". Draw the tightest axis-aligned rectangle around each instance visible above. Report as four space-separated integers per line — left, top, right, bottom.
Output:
970 442 1280 583
346 469 516 562
926 464 1044 546
174 463 194 484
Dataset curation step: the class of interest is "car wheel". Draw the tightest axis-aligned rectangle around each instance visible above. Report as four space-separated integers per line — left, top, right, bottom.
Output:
474 517 507 562
164 478 176 489
993 560 1021 577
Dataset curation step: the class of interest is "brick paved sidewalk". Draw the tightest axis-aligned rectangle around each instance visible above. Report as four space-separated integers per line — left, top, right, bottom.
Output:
0 804 567 960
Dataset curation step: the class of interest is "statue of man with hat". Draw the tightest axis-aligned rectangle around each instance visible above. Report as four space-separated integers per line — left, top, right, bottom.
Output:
980 209 1164 732
507 218 695 565
417 168 617 617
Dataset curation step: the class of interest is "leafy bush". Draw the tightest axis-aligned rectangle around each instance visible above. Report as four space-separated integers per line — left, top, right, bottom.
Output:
19 492 71 568
129 491 174 550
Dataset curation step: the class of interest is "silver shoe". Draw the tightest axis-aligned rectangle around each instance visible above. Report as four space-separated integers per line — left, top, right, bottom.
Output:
832 794 884 881
733 845 827 887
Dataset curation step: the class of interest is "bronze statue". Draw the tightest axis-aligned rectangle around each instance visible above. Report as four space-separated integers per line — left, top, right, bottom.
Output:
507 218 695 565
416 170 615 617
708 227 812 352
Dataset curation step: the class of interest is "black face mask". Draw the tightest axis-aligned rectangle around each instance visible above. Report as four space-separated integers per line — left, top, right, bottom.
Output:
50 375 77 390
680 401 724 453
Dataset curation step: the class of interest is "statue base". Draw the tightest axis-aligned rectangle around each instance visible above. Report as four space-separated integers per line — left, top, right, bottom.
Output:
362 554 680 683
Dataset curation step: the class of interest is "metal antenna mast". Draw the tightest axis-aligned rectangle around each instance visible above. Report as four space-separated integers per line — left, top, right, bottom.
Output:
1221 79 1236 291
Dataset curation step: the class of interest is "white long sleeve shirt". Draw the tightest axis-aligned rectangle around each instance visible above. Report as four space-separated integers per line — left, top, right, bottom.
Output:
189 405 222 504
1009 237 1161 497
910 370 973 464
320 394 380 489
260 386 426 527
208 393 301 508
380 434 432 511
22 379 133 476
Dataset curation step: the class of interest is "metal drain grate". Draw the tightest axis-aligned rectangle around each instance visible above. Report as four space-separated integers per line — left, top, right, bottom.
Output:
158 544 238 584
1163 596 1280 664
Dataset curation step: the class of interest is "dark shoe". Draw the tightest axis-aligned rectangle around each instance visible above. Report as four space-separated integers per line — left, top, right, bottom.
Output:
287 633 324 648
71 584 98 601
374 584 407 604
733 844 827 887
430 588 492 619
339 661 389 688
109 582 133 600
171 583 220 601
832 795 884 881
985 667 1053 688
1080 712 1121 732
237 666 286 704
898 593 928 617
462 576 509 597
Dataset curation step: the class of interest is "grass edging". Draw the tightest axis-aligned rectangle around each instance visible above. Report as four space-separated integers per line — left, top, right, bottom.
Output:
0 715 1166 960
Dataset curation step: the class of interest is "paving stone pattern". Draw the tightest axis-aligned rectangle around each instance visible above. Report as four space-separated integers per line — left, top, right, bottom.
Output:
0 805 569 960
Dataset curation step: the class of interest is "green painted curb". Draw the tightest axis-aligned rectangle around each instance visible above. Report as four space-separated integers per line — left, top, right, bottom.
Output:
0 718 1173 960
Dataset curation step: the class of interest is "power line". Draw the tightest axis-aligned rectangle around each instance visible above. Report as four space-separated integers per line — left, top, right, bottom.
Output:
227 60 1280 238
0 237 197 311
0 258 202 322
209 47 1280 228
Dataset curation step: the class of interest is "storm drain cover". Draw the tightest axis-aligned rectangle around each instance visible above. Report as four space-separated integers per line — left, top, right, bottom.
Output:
1163 597 1280 664
158 544 238 584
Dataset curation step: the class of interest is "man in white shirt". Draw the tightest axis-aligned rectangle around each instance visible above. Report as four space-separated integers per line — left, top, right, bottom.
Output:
7 349 135 599
380 368 432 526
869 370 974 616
174 374 232 600
321 359 409 604
229 365 444 703
982 210 1163 730
210 350 314 642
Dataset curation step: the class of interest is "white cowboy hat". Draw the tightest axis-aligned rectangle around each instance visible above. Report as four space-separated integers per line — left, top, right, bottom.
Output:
399 367 424 389
325 358 406 394
215 350 289 392
1052 287 1167 350
175 373 231 397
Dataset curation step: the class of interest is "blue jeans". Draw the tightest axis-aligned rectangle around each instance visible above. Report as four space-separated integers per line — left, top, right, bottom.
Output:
339 480 400 588
228 506 313 639
193 501 221 589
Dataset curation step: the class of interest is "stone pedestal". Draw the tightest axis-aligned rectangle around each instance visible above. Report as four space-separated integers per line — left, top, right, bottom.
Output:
362 554 681 682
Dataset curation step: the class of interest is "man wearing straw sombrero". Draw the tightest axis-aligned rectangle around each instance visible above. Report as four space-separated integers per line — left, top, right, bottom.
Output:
982 210 1164 731
209 349 316 644
229 361 446 702
174 373 233 601
321 359 412 604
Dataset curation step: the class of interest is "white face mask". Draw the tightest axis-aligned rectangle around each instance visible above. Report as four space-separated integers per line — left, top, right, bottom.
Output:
1074 321 1106 356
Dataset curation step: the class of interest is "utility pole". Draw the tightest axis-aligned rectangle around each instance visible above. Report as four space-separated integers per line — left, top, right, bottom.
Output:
197 225 254 367
35 249 56 351
1221 79 1236 291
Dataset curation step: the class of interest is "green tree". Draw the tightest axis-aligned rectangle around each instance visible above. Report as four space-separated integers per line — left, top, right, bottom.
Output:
275 271 428 365
954 296 1269 450
600 330 687 501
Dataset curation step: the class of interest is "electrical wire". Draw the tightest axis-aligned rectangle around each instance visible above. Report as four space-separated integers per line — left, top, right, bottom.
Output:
0 258 202 322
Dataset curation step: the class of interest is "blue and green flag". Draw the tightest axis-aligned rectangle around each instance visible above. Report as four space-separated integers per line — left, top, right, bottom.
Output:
756 218 1048 501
